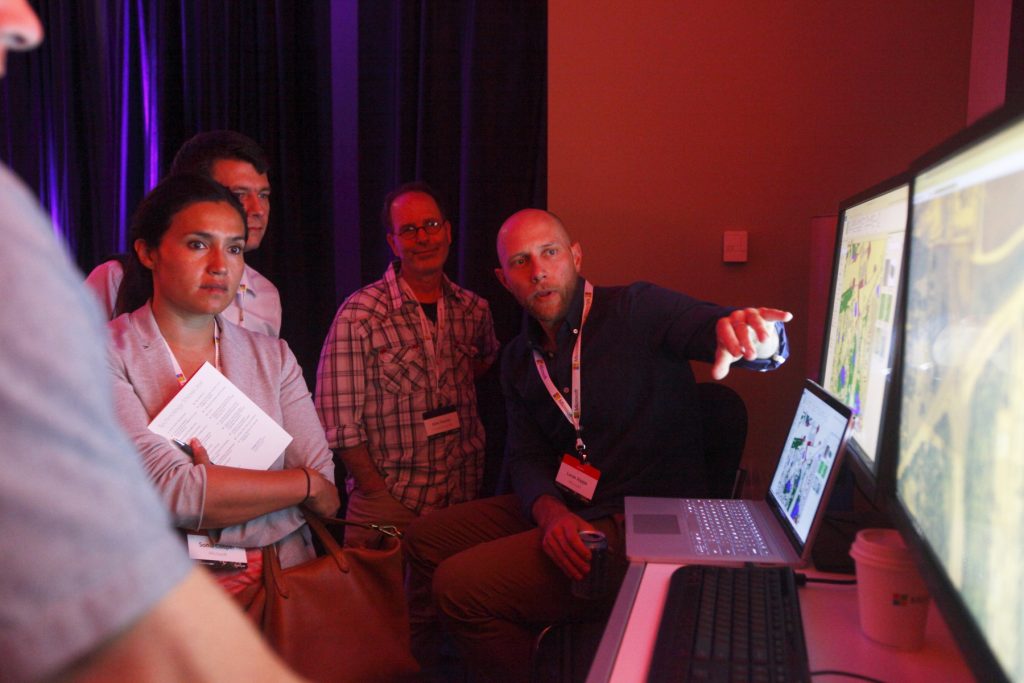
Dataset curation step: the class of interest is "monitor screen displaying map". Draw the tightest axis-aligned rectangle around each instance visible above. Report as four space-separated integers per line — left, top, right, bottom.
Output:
894 111 1024 682
821 179 909 491
767 381 852 545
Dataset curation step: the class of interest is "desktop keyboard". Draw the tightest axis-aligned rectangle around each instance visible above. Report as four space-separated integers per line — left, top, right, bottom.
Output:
685 500 772 558
647 564 810 683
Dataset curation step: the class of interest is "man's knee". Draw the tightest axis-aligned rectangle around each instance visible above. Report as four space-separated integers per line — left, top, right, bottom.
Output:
432 552 479 623
403 510 441 570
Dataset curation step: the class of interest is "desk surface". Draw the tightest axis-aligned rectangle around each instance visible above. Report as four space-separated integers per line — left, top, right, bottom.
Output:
587 562 975 683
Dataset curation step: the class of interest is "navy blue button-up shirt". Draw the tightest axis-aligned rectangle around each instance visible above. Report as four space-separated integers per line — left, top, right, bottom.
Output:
500 278 788 521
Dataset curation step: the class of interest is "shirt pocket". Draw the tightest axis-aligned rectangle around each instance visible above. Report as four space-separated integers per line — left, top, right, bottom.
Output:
376 343 431 395
450 341 479 386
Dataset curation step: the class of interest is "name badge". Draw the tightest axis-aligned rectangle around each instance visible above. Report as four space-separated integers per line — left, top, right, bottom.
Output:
423 405 460 438
186 533 248 569
555 453 601 502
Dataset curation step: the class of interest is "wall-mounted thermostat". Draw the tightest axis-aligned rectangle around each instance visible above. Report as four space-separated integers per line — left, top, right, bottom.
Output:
723 230 748 263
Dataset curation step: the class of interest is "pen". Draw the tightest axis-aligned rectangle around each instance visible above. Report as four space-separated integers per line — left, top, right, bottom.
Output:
172 438 195 457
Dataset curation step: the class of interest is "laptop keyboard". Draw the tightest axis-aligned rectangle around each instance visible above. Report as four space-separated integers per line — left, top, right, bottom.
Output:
685 500 772 558
647 564 810 683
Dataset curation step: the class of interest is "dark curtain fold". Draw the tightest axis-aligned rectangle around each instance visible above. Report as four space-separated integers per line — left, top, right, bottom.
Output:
2 0 338 385
157 1 339 384
358 0 547 345
357 0 547 493
0 2 149 262
1 2 546 488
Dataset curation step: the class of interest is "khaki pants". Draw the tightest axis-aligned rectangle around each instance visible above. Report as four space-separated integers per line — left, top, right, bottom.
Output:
403 494 627 683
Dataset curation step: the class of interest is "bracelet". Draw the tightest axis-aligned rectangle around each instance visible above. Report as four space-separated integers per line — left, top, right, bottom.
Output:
301 468 311 504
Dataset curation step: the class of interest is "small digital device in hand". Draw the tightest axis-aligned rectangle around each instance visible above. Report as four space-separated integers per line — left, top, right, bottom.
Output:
572 530 609 599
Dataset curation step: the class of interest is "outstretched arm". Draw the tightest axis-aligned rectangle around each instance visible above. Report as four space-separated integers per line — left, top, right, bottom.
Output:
710 307 793 380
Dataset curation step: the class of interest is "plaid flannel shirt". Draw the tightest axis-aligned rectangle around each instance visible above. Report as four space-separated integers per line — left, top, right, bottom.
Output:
315 262 500 514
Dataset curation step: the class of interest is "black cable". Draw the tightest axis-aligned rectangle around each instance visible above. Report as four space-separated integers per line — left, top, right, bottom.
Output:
806 576 856 585
823 513 864 530
810 670 887 682
794 572 857 586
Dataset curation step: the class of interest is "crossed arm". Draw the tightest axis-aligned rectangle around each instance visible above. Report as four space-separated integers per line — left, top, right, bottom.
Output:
188 440 339 525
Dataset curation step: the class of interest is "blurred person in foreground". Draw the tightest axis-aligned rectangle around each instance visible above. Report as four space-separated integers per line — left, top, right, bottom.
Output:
0 2 305 680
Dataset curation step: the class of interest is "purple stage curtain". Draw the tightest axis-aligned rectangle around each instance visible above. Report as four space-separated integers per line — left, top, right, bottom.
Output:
0 2 546 493
356 1 547 494
0 1 339 381
358 0 547 345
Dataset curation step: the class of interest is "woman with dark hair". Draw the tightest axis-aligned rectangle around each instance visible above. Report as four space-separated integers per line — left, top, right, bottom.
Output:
113 173 245 317
107 173 339 595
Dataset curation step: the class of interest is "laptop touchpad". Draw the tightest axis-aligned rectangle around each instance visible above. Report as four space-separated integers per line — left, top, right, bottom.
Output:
633 513 681 535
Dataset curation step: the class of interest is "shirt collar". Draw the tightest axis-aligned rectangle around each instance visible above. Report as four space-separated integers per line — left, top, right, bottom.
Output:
132 300 229 350
238 265 253 297
383 260 462 311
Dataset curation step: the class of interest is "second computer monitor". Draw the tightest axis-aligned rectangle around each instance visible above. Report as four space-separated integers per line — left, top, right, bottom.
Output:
820 176 910 499
889 106 1024 683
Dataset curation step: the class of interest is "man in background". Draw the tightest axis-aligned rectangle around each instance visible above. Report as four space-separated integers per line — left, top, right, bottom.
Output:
315 181 499 548
0 3 301 680
85 130 282 336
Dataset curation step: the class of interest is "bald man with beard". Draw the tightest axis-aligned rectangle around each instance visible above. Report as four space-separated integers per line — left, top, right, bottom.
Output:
402 208 792 682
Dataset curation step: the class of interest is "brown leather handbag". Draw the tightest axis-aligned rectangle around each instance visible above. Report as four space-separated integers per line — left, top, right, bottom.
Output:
246 511 420 682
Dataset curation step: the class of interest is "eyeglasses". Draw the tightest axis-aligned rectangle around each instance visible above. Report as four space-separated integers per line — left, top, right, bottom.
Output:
395 219 444 240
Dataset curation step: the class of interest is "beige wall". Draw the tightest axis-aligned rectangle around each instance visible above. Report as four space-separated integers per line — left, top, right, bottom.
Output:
548 1 975 491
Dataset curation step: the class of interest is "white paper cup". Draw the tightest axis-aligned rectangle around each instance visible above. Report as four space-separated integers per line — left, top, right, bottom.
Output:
849 528 931 650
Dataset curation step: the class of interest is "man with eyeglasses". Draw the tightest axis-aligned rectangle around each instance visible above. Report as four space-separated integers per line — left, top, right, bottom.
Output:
314 181 499 549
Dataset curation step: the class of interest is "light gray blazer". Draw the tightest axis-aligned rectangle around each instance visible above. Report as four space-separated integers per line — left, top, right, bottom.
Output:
107 304 334 568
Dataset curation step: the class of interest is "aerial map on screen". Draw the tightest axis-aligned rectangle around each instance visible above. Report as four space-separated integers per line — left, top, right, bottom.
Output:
898 119 1024 682
769 388 848 543
823 185 908 467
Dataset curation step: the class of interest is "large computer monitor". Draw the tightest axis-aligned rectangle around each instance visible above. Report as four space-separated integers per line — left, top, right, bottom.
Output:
889 107 1024 683
820 176 910 501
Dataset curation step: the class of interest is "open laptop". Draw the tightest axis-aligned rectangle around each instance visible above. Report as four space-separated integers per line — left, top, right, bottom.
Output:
625 379 853 566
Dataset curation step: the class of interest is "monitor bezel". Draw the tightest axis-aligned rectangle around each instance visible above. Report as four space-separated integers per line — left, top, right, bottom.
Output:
818 172 911 505
764 378 854 558
882 103 1024 683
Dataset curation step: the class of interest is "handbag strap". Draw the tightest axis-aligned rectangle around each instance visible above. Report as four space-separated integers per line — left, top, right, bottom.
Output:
316 514 403 539
261 509 402 599
262 543 289 599
302 509 351 575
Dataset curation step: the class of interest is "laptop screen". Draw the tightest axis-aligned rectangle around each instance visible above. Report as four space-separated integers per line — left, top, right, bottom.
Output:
767 381 853 547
